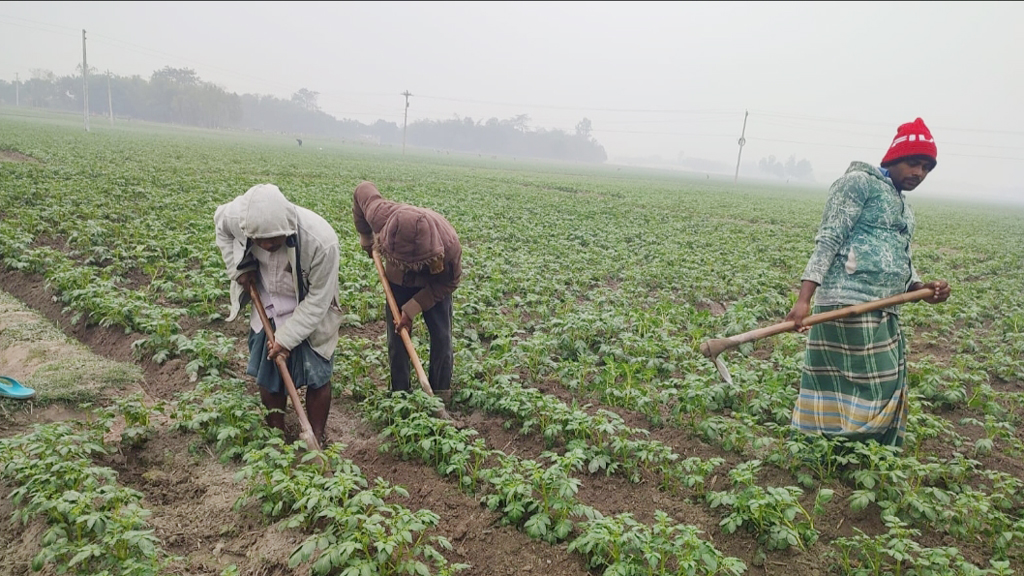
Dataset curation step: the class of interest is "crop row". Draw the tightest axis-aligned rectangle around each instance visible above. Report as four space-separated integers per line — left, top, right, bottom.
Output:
3 117 1024 574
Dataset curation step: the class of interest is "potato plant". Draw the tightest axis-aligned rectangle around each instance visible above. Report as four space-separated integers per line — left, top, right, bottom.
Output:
3 114 1024 573
0 420 176 575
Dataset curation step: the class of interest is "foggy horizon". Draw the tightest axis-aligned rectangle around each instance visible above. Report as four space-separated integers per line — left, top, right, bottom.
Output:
2 1 1022 202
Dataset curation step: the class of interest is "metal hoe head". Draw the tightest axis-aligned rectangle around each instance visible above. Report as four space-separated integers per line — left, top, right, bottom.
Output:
700 339 735 385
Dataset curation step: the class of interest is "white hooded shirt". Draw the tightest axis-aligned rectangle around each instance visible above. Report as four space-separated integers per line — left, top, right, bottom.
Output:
214 183 344 359
249 244 298 333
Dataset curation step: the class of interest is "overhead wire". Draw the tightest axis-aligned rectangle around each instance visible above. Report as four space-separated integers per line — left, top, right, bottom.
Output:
1 11 399 109
3 12 1022 161
416 93 738 115
746 137 1024 162
750 109 1024 138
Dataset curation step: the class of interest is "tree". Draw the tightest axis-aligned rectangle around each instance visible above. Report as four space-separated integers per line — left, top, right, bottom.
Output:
291 88 320 112
503 114 530 133
575 117 593 139
759 155 783 179
791 158 814 181
402 114 606 163
4 65 608 162
30 69 56 82
759 154 814 181
74 63 99 76
151 66 200 86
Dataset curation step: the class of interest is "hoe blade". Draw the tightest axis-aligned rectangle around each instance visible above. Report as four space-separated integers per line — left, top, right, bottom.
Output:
712 356 733 385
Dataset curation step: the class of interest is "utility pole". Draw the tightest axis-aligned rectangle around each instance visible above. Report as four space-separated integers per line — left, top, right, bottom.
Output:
106 69 113 124
82 29 89 132
733 110 748 183
14 72 18 106
401 90 412 156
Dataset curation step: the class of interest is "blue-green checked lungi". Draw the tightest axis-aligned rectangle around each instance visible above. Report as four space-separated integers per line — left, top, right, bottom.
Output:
791 306 908 447
247 322 333 395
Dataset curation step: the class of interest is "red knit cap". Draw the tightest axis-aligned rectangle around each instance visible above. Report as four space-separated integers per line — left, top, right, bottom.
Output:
881 118 937 167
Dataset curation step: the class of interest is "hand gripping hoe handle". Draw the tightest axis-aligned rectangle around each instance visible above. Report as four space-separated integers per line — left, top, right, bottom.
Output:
373 250 434 397
700 288 934 384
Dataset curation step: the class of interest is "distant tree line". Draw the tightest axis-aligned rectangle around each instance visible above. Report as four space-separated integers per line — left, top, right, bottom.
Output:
406 114 607 163
0 66 607 163
0 66 244 128
758 155 814 181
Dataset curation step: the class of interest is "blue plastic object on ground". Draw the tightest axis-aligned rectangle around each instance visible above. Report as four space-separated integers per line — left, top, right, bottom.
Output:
0 376 36 400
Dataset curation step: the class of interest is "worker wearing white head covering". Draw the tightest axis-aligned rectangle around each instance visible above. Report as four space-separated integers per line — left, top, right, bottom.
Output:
215 183 343 444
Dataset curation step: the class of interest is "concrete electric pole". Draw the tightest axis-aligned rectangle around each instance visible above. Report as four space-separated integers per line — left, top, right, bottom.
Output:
734 110 748 184
107 70 114 125
401 90 412 156
82 29 90 132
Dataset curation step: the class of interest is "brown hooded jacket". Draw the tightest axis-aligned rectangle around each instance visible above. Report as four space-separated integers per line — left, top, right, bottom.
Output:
353 181 462 319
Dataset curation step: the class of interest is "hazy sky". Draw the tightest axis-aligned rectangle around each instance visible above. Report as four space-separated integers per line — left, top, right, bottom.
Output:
2 1 1022 201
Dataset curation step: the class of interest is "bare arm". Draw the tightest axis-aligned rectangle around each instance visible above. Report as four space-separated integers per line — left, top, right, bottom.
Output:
784 280 819 332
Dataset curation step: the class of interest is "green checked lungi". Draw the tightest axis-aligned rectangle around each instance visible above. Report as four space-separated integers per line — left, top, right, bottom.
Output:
791 305 908 447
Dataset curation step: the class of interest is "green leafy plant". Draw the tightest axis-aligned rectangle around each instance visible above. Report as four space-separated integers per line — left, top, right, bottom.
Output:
570 511 746 576
706 460 832 551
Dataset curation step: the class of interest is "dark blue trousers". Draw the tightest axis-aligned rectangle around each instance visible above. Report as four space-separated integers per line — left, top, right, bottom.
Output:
384 283 453 393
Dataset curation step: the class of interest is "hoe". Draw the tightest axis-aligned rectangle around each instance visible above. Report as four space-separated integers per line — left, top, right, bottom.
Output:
248 284 321 451
700 287 935 384
372 249 435 398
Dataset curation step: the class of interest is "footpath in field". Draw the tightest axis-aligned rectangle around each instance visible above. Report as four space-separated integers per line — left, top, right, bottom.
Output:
0 289 144 431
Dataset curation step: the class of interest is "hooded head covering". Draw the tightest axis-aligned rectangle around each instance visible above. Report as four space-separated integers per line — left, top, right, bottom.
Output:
881 118 937 168
376 206 446 274
353 181 399 233
239 184 298 239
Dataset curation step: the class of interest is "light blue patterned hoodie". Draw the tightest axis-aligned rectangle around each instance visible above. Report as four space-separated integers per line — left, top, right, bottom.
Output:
802 162 921 312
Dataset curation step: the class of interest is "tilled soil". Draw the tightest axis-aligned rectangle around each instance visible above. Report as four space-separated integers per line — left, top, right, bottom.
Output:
1 267 1018 576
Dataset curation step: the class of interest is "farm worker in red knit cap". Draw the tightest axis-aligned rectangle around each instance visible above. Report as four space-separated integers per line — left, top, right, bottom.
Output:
786 118 951 447
214 184 344 446
352 181 462 419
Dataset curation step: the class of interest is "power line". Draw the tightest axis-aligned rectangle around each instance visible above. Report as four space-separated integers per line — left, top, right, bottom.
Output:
747 137 882 151
942 152 1024 161
409 103 1024 151
0 14 80 37
89 33 300 95
0 13 79 31
88 32 390 102
597 115 738 125
416 93 738 115
753 118 1024 152
4 11 1022 157
751 109 1024 138
746 137 1024 161
1 12 396 107
0 14 294 95
592 128 735 137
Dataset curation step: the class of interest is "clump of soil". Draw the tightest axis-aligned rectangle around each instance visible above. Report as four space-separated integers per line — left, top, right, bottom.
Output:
696 299 727 316
0 150 39 163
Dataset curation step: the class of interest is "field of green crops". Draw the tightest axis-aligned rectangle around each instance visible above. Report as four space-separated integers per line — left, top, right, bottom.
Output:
2 107 1024 576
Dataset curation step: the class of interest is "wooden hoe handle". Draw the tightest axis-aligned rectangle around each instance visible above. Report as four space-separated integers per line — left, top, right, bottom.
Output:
372 250 434 396
700 287 935 360
247 284 321 451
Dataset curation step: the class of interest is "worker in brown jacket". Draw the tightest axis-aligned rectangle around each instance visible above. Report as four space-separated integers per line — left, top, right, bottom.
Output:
352 181 462 412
